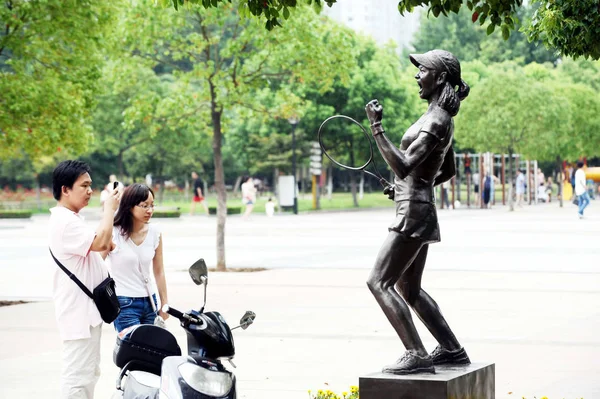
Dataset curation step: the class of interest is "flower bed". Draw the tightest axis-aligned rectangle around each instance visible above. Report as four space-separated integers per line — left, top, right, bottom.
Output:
309 386 358 399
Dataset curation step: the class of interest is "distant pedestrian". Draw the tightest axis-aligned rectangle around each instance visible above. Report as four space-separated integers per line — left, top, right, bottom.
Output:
100 174 122 211
515 169 525 207
190 171 209 215
265 197 276 217
537 168 545 187
482 171 492 208
463 154 471 176
241 176 257 219
575 161 590 218
49 160 121 399
472 171 480 207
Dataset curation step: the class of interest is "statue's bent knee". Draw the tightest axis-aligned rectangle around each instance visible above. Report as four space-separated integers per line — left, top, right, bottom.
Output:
396 280 419 305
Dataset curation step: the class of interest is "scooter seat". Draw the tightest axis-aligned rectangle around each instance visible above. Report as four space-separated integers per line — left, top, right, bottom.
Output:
123 371 160 399
114 324 182 375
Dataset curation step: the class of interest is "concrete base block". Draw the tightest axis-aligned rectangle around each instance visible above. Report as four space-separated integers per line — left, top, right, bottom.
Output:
359 362 495 399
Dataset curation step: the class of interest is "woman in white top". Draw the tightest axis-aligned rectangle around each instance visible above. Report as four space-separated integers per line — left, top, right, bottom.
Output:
105 183 169 332
241 176 257 219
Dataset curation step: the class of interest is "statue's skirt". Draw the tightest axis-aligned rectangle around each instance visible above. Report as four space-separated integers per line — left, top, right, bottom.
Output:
388 200 440 244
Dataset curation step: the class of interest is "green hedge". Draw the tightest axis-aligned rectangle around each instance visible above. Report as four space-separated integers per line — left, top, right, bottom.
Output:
0 210 32 219
208 206 242 215
152 210 181 218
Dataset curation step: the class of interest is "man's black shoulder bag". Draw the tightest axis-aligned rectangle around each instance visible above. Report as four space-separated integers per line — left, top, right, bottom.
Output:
50 249 121 323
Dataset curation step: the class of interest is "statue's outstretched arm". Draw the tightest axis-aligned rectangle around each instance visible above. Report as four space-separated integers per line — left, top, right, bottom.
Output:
372 131 439 179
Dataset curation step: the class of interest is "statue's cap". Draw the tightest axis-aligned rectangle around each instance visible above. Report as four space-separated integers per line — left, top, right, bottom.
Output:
410 50 461 87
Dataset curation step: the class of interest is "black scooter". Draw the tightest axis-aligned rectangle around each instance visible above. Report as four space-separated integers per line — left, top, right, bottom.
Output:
112 259 255 399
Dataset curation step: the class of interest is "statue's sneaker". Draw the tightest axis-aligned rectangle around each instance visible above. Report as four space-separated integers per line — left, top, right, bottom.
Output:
382 351 435 375
430 345 471 365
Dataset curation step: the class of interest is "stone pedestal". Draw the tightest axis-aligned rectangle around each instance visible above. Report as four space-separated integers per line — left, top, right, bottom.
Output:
359 362 494 399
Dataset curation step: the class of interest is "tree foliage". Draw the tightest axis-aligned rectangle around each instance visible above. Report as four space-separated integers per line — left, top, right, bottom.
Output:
0 0 121 159
159 0 335 30
411 5 557 65
455 63 569 159
166 0 600 60
124 0 354 269
400 0 600 60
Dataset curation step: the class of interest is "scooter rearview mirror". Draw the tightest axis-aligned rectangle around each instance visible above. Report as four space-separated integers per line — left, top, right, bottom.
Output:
238 311 256 330
189 259 208 286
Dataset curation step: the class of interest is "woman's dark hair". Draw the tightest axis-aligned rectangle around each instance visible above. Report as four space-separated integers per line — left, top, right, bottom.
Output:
114 183 154 238
52 160 91 200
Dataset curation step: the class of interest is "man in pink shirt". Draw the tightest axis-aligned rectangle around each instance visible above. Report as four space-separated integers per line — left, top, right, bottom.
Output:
49 160 120 399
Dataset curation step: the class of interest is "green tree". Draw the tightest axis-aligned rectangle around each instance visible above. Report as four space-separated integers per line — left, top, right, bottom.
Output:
125 1 354 270
455 64 569 210
0 0 121 159
411 5 557 65
160 0 600 60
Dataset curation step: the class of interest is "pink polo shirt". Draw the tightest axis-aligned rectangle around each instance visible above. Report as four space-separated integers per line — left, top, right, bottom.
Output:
49 206 108 340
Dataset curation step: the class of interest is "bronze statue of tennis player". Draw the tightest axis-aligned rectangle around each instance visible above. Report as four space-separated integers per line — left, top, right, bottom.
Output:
365 50 471 375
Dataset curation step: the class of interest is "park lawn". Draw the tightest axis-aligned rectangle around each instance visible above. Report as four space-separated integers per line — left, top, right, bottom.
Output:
5 186 541 215
159 192 395 215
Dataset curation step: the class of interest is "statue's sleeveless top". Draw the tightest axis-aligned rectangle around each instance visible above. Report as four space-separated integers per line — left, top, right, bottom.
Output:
389 107 453 243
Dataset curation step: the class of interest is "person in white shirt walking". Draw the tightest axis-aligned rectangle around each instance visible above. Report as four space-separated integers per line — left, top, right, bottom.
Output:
574 161 590 218
241 176 257 219
105 183 170 332
49 160 121 399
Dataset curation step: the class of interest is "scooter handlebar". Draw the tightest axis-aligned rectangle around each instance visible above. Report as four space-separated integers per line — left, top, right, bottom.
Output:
162 304 185 320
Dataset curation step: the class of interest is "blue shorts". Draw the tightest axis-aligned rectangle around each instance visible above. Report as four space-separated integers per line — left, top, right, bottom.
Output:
113 294 158 333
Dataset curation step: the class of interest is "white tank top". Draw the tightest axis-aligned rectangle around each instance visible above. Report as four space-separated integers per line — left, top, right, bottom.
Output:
107 224 161 298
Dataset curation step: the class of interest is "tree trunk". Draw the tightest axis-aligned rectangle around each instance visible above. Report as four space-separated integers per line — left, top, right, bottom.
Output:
507 147 514 212
118 151 125 179
556 156 563 208
233 176 242 193
35 173 42 210
350 171 358 207
210 86 227 271
273 167 279 212
327 164 333 200
157 163 165 205
359 173 364 200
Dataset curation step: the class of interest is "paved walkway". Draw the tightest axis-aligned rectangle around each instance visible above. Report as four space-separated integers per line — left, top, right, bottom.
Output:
0 202 599 398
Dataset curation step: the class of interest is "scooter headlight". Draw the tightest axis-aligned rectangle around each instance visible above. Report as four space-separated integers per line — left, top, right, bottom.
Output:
178 363 233 396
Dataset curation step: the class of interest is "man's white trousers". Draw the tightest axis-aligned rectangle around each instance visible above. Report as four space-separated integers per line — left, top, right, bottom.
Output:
61 324 102 399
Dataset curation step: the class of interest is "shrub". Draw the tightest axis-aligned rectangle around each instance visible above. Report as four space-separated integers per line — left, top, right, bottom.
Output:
0 210 32 219
152 210 181 218
208 206 242 215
